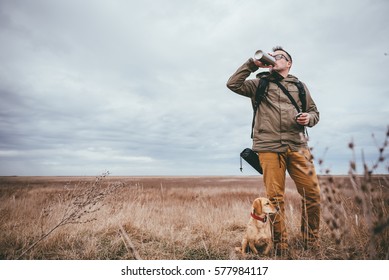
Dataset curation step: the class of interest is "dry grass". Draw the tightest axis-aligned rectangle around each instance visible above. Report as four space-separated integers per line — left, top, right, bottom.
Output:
0 174 388 260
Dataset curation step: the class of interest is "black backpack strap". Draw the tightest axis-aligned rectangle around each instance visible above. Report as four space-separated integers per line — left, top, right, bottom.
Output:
295 81 308 136
275 80 309 136
254 77 269 108
274 80 301 113
295 81 306 112
251 77 269 138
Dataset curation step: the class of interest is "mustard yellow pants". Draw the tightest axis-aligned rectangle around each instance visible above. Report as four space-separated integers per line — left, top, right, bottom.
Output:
259 148 321 250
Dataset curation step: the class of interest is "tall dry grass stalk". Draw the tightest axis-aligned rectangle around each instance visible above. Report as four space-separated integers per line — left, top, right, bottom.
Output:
319 126 389 259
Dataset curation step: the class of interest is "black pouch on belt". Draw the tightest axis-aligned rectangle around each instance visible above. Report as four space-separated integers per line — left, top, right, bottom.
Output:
240 148 263 174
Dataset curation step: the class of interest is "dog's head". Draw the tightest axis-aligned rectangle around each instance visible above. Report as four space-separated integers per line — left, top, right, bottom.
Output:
252 197 278 215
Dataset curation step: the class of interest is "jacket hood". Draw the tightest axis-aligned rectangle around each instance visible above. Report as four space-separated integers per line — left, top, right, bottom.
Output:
256 71 300 83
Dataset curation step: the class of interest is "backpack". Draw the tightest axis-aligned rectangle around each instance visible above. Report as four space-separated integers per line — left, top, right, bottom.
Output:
241 73 307 174
250 72 307 138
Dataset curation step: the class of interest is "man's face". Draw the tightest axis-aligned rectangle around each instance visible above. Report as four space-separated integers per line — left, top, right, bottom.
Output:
271 50 292 72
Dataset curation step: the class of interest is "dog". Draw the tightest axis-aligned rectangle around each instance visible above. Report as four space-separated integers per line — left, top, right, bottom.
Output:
237 197 278 256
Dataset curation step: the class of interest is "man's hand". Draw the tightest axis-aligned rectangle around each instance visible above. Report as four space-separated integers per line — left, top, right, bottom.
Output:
253 58 272 69
296 113 310 126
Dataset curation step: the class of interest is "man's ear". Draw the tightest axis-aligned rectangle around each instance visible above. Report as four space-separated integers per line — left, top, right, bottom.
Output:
287 61 292 69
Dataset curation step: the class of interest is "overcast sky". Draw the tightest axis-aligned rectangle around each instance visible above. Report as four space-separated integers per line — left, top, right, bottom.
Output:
0 0 388 176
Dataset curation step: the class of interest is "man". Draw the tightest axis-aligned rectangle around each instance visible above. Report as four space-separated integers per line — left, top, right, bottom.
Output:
226 46 321 256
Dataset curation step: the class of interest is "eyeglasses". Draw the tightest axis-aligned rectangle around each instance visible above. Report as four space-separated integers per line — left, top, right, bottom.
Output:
274 54 290 61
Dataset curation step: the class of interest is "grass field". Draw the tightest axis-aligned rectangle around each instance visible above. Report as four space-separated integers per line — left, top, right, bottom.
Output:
1 173 388 260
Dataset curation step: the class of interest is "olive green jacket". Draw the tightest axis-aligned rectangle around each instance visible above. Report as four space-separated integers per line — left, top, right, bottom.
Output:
226 58 319 152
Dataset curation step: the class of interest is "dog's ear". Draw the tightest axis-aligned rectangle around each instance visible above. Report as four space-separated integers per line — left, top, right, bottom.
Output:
253 198 262 215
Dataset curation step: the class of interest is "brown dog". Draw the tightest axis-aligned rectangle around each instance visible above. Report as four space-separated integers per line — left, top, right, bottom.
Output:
238 197 278 256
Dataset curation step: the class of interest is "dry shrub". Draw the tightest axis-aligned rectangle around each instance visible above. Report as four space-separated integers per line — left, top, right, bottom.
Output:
8 172 122 259
319 127 389 259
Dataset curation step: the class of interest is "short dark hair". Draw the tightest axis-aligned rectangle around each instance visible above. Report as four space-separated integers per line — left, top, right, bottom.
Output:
272 46 292 63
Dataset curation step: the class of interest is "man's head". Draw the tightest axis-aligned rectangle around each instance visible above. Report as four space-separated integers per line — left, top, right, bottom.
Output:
271 46 292 75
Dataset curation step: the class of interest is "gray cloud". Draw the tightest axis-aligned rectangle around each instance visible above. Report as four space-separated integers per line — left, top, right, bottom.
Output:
0 0 388 176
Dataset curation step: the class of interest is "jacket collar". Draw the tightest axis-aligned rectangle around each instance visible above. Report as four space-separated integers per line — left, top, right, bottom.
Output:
256 71 299 83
